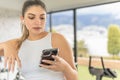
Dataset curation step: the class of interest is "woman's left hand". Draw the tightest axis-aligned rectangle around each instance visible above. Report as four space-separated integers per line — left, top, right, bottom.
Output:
39 55 69 72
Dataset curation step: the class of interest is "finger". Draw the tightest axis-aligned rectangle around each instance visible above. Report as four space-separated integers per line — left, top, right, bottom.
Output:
11 58 15 72
52 55 60 61
4 57 8 68
8 58 12 71
42 60 55 65
16 56 22 68
40 64 53 69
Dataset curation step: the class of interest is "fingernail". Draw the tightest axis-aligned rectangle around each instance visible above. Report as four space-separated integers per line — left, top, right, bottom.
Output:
42 60 45 62
4 65 6 68
19 66 21 69
52 55 55 57
8 69 10 72
19 65 22 69
12 70 14 73
39 64 42 67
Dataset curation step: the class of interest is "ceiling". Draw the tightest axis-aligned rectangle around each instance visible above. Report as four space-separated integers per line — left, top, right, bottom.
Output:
0 0 120 13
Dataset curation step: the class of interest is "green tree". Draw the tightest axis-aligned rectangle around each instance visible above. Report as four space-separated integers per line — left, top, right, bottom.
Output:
108 24 120 57
48 28 57 33
51 28 57 33
77 40 88 57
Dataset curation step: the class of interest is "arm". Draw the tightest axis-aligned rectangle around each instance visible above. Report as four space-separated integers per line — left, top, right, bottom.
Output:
0 43 4 56
0 39 18 56
52 33 78 80
2 39 21 72
39 33 79 80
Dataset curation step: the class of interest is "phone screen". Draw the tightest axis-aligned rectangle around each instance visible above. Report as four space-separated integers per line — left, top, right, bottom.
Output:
40 48 58 65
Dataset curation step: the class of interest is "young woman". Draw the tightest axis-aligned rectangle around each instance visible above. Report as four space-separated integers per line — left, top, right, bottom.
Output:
0 0 78 80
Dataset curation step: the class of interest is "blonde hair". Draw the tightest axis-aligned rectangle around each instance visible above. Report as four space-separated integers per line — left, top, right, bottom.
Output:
17 24 29 49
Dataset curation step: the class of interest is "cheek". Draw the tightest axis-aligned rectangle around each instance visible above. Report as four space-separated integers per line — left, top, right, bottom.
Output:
42 22 46 26
42 20 46 26
25 21 33 29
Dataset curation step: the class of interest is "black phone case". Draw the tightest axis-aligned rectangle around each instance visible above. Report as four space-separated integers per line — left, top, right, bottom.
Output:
40 48 58 65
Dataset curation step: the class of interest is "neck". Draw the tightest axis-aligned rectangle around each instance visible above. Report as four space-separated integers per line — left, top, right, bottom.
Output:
27 32 48 41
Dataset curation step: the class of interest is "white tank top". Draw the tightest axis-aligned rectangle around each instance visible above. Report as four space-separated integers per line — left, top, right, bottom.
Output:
18 33 65 80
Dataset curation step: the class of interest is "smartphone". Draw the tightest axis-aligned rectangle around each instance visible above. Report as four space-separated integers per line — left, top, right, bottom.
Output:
40 48 59 65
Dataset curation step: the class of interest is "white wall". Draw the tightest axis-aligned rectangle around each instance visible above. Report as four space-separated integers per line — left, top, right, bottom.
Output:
0 8 23 79
0 8 21 42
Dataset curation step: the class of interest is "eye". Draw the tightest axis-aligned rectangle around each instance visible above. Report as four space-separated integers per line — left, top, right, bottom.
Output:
40 17 45 20
28 16 35 19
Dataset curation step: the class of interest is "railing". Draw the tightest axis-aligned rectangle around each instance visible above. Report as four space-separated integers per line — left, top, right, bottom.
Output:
78 57 120 69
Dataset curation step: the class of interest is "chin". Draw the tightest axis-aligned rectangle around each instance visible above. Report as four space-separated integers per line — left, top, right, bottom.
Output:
33 31 45 35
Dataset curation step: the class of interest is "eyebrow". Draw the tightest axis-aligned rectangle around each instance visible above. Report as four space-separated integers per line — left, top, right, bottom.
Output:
28 13 45 16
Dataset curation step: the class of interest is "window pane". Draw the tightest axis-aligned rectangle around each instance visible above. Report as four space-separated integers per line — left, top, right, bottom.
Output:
77 2 120 57
46 14 50 31
52 11 74 48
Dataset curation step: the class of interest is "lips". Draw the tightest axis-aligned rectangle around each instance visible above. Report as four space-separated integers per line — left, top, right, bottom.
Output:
33 27 41 30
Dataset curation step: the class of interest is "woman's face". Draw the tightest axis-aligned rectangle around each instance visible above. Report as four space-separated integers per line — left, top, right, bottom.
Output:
23 5 46 35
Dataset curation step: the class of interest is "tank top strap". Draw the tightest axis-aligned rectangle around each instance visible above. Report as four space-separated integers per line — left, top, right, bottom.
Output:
45 32 52 47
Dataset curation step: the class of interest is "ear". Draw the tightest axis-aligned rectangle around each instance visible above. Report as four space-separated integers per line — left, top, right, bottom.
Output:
20 16 24 23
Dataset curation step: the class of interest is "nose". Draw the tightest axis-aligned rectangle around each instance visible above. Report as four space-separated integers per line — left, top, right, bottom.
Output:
35 18 42 25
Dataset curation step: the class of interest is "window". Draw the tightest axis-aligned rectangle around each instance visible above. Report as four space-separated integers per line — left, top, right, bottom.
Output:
51 11 74 48
76 2 120 57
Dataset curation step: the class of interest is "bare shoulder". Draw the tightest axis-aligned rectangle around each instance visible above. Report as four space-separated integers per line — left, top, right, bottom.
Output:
6 38 19 44
52 32 62 37
52 33 67 42
51 33 76 69
2 38 20 48
0 38 20 53
0 42 4 50
51 32 71 51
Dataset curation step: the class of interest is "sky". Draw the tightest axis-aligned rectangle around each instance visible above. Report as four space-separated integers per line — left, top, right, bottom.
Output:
77 2 120 21
51 2 120 17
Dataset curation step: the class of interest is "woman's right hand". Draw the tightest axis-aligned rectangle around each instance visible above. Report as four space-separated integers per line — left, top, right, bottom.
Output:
3 40 21 72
